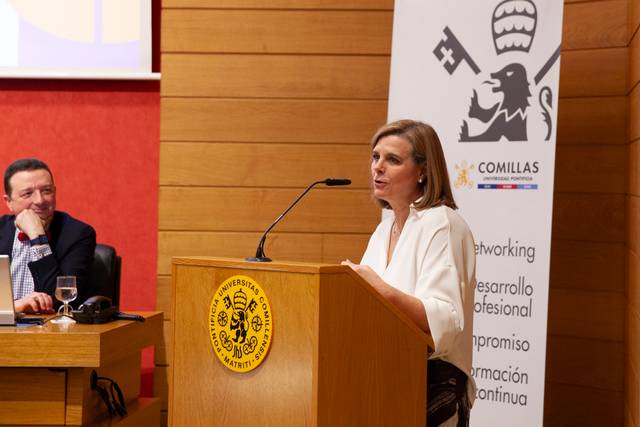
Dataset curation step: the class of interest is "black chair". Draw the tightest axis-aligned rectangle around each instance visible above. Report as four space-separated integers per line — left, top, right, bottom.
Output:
88 244 122 308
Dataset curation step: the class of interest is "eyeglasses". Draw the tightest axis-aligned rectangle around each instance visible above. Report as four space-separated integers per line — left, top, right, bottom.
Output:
90 370 127 418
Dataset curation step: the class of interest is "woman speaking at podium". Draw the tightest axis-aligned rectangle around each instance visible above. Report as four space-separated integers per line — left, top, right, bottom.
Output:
342 120 476 427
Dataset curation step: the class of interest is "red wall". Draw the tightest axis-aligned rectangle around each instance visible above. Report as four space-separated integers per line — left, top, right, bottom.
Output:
0 79 159 312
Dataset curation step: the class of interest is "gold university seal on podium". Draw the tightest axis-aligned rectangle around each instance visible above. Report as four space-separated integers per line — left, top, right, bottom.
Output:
209 275 273 373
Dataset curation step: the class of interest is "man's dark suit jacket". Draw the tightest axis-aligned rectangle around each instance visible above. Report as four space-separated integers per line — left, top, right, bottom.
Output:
0 211 96 308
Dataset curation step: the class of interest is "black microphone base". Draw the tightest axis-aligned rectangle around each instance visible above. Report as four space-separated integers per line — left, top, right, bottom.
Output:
245 256 272 262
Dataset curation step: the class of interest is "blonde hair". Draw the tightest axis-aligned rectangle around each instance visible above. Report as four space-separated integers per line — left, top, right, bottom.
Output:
370 119 457 210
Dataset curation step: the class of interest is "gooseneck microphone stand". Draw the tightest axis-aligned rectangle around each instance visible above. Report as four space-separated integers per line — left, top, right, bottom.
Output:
246 178 351 262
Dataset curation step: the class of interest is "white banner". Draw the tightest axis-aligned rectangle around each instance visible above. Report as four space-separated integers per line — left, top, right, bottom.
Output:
388 1 564 425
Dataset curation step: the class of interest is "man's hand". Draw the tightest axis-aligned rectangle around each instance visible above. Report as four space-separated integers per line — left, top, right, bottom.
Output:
14 292 54 314
15 209 46 240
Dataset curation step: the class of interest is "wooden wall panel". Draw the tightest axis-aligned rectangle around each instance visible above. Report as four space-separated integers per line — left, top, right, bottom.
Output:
160 72 628 145
157 231 371 275
546 336 624 391
552 193 626 242
550 240 626 292
630 140 639 195
547 289 624 340
628 295 640 427
631 0 640 43
557 97 627 146
155 318 172 367
159 187 378 232
162 10 393 54
162 54 390 99
160 143 371 188
550 240 625 292
631 84 640 141
160 46 627 103
631 196 640 254
550 4 629 424
627 3 639 426
631 250 640 323
628 247 639 427
545 383 623 427
153 366 169 411
554 144 627 193
629 306 640 393
162 2 624 54
162 0 393 10
156 276 171 320
157 231 321 274
562 0 628 50
560 48 628 97
631 27 639 88
161 98 386 143
321 233 370 263
159 66 626 145
628 364 639 427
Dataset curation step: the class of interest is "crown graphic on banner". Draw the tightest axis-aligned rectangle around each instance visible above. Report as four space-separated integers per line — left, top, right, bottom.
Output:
492 0 537 55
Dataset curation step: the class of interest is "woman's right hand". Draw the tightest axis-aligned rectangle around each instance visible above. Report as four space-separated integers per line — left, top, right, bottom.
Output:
341 260 391 297
342 260 429 333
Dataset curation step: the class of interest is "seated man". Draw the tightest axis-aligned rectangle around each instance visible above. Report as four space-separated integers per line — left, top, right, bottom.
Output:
0 159 96 313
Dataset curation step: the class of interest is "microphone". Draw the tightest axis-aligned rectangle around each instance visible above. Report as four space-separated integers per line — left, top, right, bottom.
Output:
246 178 351 262
324 178 351 186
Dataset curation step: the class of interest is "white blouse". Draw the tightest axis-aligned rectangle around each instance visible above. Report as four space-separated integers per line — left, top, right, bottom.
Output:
361 205 477 383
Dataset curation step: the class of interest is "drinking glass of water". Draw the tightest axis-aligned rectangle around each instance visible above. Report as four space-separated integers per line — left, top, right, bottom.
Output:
54 276 77 323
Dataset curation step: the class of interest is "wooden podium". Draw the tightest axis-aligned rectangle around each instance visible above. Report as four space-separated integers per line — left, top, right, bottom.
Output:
0 312 162 426
169 257 433 427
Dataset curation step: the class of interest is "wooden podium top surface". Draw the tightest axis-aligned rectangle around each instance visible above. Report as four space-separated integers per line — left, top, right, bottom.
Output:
172 256 348 274
0 311 162 368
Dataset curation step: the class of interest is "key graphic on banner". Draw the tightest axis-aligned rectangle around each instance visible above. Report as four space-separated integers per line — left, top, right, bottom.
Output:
433 27 481 75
